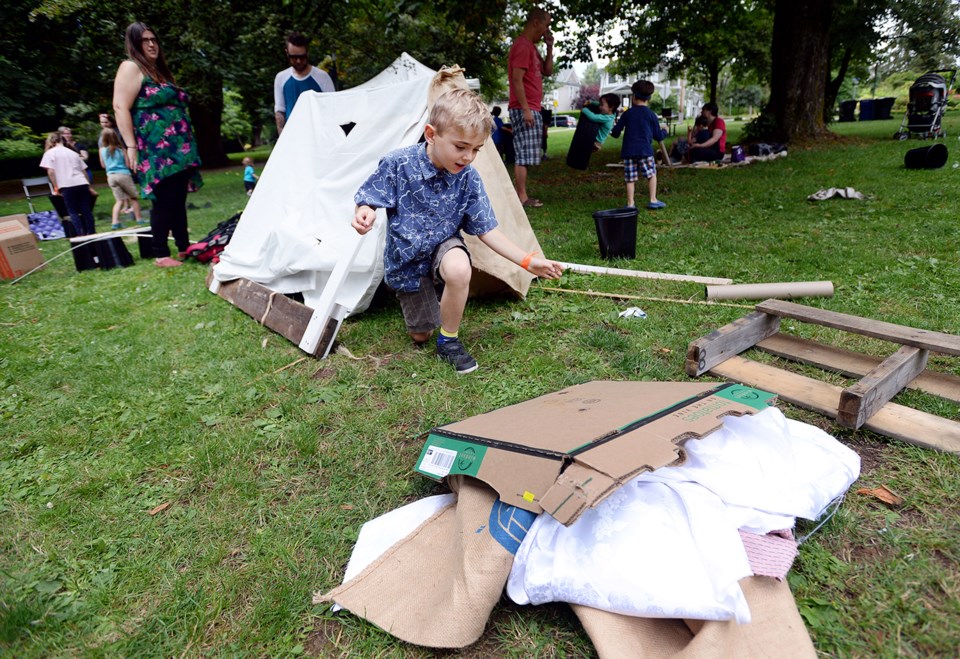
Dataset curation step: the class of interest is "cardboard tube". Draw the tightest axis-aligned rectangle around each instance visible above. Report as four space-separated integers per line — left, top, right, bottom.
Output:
705 281 834 301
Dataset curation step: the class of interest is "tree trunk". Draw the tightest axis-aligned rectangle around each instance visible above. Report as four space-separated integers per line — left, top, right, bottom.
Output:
824 46 853 123
766 0 835 141
188 85 228 169
708 64 719 103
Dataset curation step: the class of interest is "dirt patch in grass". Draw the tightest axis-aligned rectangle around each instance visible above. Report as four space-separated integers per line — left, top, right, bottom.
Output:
304 619 343 656
844 436 890 476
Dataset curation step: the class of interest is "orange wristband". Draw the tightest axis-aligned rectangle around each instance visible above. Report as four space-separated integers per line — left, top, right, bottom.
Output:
520 251 538 271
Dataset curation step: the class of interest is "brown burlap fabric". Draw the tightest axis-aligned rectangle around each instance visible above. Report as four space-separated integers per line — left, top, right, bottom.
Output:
572 576 816 658
317 476 529 648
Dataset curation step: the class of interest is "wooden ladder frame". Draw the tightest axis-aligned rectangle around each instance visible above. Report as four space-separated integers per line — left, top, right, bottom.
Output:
686 299 960 453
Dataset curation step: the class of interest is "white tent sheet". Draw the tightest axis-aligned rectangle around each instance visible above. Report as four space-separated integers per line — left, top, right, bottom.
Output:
214 54 434 312
214 54 524 315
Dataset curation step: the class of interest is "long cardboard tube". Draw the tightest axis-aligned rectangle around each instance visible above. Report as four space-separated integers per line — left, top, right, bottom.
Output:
705 281 834 301
557 261 732 285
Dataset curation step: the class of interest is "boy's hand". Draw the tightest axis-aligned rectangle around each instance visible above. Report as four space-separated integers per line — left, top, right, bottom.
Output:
592 141 602 152
352 205 376 235
526 257 564 280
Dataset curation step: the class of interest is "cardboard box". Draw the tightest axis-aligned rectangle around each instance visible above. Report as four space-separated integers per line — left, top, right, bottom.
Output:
415 381 776 525
0 213 30 230
0 220 44 280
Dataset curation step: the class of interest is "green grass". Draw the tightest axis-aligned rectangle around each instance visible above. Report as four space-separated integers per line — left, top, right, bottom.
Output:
2 116 959 656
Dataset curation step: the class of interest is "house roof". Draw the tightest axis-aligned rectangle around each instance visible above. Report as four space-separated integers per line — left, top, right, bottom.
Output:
555 68 579 87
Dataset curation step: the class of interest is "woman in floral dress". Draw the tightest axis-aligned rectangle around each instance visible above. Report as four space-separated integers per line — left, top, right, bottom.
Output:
112 22 203 267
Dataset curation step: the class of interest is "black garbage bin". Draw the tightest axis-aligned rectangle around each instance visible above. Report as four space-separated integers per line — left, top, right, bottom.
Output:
592 207 638 259
839 100 858 122
875 97 895 120
858 99 875 121
566 106 601 170
904 143 948 169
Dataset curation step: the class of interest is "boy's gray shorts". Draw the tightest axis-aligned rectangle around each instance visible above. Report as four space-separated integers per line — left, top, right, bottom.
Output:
395 236 471 334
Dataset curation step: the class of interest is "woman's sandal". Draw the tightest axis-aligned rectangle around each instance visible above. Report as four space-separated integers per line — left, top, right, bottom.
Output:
521 197 543 208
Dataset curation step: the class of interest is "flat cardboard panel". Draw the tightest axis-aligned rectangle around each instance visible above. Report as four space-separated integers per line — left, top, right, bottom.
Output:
441 381 740 452
0 214 30 230
0 220 44 280
416 381 776 524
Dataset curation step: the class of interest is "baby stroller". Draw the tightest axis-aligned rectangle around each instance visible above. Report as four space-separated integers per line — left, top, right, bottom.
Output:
894 69 956 140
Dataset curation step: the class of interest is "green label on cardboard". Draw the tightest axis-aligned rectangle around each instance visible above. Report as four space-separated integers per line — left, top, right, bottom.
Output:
712 385 775 411
416 434 487 479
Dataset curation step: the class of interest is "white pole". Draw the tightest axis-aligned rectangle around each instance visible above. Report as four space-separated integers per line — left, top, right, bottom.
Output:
557 261 732 286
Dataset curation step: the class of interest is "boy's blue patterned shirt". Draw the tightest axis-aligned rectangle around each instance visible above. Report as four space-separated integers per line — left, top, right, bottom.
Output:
354 142 498 292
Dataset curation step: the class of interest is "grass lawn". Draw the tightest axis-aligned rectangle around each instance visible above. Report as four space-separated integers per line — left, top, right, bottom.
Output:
1 115 959 657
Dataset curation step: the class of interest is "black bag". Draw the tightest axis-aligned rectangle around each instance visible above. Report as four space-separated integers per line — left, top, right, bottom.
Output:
565 104 601 171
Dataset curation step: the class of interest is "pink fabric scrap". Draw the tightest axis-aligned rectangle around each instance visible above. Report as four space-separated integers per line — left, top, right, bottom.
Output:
739 529 798 580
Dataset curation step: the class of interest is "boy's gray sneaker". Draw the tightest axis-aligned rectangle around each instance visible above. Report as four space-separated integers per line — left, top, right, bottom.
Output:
437 338 478 374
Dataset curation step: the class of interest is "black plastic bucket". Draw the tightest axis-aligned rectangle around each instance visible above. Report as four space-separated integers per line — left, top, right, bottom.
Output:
904 143 948 169
592 207 638 259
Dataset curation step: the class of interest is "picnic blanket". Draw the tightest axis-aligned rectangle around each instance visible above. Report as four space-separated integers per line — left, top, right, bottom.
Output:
28 211 66 241
605 150 787 170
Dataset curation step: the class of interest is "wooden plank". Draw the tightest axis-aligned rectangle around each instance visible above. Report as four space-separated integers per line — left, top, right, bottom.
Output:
755 299 960 356
708 355 960 454
756 333 960 404
685 311 780 377
837 346 929 429
208 274 314 348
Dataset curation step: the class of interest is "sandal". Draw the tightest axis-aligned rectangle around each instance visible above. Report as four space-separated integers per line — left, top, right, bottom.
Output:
521 197 544 208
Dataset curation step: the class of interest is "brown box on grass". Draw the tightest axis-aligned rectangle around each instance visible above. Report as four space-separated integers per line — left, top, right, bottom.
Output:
0 219 44 280
0 213 31 230
415 381 776 525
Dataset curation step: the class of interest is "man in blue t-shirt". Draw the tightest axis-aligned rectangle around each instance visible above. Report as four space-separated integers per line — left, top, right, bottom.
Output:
273 32 335 135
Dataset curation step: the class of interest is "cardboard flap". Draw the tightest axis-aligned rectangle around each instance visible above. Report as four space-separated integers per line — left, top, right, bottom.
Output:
540 463 618 526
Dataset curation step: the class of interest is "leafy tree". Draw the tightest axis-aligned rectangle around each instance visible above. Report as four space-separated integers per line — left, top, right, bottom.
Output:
221 88 253 149
823 0 888 121
883 0 960 73
551 0 773 103
7 0 531 163
728 84 765 114
0 2 82 129
574 83 600 109
580 62 602 87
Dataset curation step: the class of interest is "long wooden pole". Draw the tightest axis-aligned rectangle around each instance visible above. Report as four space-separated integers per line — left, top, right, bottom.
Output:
538 286 753 309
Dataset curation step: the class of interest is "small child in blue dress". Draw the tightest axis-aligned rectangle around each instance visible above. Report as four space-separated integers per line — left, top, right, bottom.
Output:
353 88 565 373
242 157 257 195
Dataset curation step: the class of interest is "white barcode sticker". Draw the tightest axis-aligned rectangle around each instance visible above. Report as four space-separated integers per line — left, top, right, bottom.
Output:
419 445 458 477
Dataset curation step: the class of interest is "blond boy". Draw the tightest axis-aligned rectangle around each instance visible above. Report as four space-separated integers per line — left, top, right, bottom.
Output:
353 89 564 373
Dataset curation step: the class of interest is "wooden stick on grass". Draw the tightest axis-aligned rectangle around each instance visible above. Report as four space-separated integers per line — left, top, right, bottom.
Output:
538 286 753 309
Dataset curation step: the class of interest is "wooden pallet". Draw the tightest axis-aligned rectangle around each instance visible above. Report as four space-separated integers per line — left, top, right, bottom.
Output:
686 299 960 453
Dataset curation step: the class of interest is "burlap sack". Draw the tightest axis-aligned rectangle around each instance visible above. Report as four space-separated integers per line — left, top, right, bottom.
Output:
572 576 816 658
317 475 536 648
